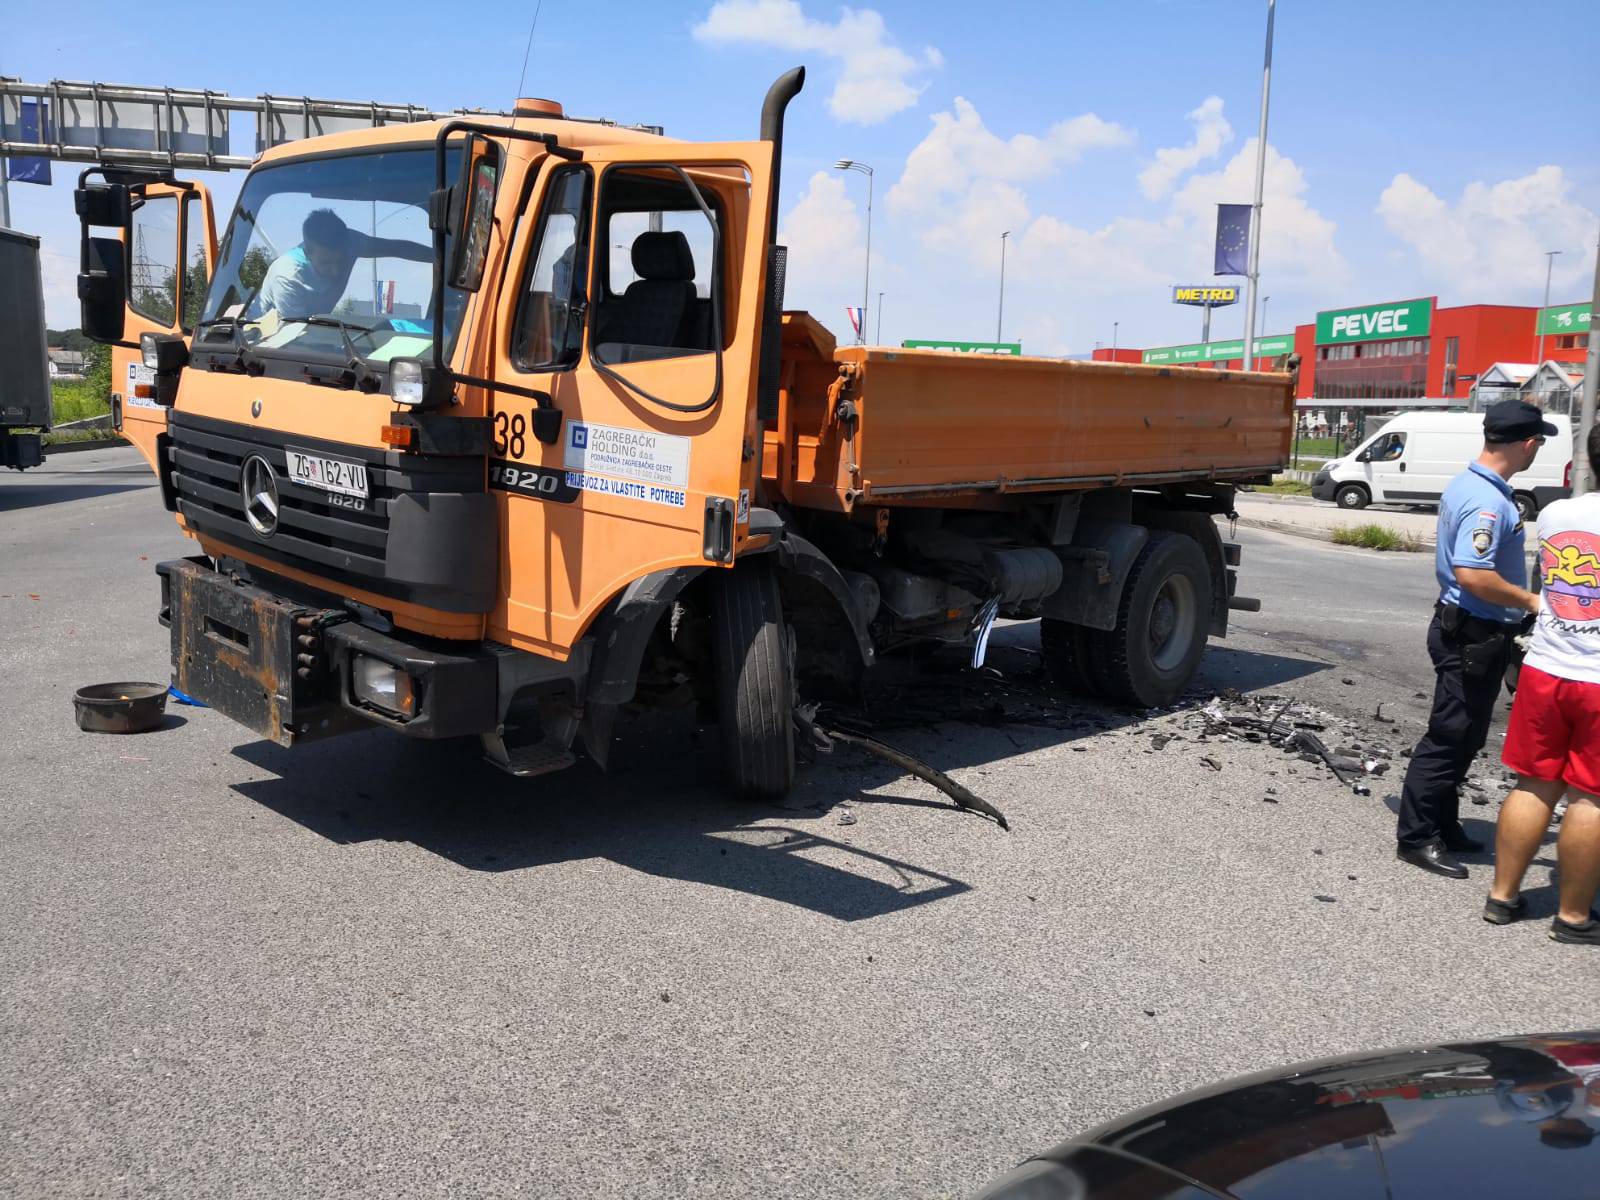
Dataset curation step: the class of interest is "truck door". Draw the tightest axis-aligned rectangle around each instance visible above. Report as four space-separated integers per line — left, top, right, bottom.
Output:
484 140 774 658
77 175 216 471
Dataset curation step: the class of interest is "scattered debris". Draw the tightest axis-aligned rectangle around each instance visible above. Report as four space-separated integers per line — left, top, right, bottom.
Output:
836 810 858 826
1199 755 1223 772
1151 734 1174 750
1192 691 1402 793
1314 895 1337 903
660 991 671 1003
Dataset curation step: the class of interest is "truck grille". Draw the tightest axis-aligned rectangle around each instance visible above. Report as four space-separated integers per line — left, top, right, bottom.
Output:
166 411 481 598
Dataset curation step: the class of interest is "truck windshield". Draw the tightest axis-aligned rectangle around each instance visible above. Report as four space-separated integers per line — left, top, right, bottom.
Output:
195 146 463 368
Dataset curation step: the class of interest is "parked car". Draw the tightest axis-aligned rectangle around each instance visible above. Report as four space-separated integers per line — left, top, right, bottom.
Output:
1311 411 1571 521
974 1032 1600 1199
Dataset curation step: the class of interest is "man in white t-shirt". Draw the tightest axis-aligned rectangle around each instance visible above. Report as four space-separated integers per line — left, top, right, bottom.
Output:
1486 422 1600 945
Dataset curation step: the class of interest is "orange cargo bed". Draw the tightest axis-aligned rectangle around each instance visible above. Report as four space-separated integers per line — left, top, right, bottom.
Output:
763 312 1296 511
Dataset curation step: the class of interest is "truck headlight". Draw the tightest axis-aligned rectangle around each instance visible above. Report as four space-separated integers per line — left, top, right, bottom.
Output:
391 359 427 407
141 333 161 370
351 654 417 718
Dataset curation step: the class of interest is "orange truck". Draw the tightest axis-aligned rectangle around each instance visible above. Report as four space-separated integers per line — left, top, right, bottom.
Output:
72 67 1293 797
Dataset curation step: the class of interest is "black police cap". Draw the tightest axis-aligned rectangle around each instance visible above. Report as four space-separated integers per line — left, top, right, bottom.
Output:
1483 398 1560 443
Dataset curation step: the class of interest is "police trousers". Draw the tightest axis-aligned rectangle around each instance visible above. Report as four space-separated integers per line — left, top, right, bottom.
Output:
1396 608 1511 849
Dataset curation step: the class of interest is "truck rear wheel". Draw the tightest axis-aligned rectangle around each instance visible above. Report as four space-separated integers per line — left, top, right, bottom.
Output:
712 560 795 800
1040 617 1100 697
1087 531 1214 708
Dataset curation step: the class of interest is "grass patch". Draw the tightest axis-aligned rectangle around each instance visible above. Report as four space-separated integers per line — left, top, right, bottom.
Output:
1331 523 1424 552
51 379 112 424
44 426 120 446
1252 479 1312 496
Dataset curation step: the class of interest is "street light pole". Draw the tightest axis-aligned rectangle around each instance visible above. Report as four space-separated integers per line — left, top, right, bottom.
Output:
834 159 874 344
1536 249 1562 363
1574 228 1600 497
997 230 1009 343
1241 0 1275 371
1112 321 1119 360
876 291 884 344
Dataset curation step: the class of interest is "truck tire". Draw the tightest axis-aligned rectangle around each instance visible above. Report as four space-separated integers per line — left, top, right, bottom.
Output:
1040 617 1100 697
1514 491 1538 523
1334 483 1369 510
713 561 795 800
1086 531 1214 708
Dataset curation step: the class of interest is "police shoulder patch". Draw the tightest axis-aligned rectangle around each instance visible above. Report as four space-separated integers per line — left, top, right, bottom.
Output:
1471 527 1494 555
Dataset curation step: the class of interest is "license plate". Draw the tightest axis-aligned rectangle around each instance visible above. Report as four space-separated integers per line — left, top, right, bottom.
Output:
285 448 369 499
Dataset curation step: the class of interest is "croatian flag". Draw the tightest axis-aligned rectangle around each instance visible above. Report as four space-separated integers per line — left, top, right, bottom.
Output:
845 306 864 337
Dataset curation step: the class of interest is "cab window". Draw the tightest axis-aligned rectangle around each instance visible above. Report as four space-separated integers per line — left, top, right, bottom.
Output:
180 193 209 331
511 166 592 371
1367 432 1406 461
592 167 726 365
128 193 180 325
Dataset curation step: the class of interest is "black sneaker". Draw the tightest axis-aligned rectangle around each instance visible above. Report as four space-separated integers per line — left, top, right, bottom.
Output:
1483 895 1526 925
1549 917 1600 945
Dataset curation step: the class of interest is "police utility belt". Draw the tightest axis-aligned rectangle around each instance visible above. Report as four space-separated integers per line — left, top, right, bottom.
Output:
1436 602 1515 676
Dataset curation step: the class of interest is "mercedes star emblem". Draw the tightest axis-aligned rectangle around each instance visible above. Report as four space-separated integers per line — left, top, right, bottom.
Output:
240 455 280 538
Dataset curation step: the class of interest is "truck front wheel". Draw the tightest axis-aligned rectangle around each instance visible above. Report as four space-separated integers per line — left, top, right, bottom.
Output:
1086 531 1214 708
712 561 796 800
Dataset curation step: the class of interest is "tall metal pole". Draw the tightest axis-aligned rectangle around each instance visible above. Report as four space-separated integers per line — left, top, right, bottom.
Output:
1112 321 1119 359
834 160 874 345
1261 295 1270 346
997 230 1009 343
0 156 11 229
1573 229 1600 497
1536 249 1561 364
876 291 884 344
861 170 873 345
1241 0 1275 371
1202 304 1212 347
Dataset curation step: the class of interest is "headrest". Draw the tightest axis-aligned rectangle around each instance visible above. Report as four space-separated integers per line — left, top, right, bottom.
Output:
632 231 696 282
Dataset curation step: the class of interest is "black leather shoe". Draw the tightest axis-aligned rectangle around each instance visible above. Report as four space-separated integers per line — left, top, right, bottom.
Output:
1397 840 1468 879
1441 826 1486 854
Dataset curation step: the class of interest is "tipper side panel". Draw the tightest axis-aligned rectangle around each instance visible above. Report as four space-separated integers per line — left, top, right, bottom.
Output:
847 348 1293 500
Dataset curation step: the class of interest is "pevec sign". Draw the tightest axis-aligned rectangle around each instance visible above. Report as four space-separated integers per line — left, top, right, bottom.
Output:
1316 298 1434 345
902 339 1022 355
1171 285 1238 307
1537 302 1592 337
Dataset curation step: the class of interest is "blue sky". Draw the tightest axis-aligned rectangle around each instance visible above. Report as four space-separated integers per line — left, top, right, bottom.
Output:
7 0 1598 353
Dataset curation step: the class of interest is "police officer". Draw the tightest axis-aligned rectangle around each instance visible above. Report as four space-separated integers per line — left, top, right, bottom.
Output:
1396 398 1557 878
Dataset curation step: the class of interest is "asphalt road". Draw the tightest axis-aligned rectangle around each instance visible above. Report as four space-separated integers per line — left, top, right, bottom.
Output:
2 448 1591 1200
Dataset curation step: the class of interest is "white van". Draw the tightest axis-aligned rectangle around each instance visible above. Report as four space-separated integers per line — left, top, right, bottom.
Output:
1310 411 1572 522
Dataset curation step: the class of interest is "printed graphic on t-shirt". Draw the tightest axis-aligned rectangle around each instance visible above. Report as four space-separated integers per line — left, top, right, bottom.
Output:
1540 532 1600 623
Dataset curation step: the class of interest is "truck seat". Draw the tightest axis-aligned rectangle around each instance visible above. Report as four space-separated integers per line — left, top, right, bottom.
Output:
601 231 698 350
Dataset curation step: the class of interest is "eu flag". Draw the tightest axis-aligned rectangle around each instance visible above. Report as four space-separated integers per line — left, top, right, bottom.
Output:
5 100 52 186
1214 203 1250 275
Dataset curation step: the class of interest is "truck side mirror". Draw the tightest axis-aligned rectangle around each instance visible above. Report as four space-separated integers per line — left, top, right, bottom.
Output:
74 183 131 227
78 235 128 344
447 135 502 293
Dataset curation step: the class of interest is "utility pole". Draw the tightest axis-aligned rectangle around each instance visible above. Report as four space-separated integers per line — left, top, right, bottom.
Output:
876 291 883 344
1574 229 1600 497
1241 0 1275 370
0 160 11 229
997 230 1009 344
834 160 874 344
1260 295 1271 345
1112 321 1119 359
1536 249 1562 364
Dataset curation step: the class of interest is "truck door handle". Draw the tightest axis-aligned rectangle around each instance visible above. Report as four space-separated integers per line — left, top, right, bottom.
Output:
1399 462 1406 471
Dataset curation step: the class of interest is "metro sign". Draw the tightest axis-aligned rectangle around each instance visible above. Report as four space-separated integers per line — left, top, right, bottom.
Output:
1316 298 1434 345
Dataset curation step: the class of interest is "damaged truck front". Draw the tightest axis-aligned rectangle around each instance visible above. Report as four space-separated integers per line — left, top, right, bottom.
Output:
74 67 1294 800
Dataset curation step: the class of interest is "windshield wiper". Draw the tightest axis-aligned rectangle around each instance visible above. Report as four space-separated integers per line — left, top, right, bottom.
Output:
194 315 265 375
280 317 386 391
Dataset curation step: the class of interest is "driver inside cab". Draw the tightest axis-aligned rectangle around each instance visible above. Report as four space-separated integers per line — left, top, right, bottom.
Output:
257 208 431 320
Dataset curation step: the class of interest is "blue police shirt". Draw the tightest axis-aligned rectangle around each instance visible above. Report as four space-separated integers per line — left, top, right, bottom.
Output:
1434 462 1526 623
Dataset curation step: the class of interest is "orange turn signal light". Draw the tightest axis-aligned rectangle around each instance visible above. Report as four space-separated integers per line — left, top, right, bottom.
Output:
133 384 155 399
380 423 415 449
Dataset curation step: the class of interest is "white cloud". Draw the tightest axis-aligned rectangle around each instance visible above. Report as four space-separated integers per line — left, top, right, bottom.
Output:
1138 96 1231 200
1377 166 1596 298
693 0 941 124
888 97 1133 214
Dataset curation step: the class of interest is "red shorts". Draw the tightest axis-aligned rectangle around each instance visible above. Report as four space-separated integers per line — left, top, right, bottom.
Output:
1502 664 1600 795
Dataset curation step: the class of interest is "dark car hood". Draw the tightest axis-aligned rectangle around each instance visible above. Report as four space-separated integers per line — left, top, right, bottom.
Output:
975 1032 1600 1199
